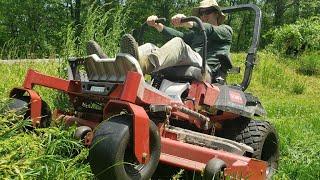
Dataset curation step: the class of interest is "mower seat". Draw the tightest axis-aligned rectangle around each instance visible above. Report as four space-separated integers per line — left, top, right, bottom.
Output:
71 53 143 82
151 54 233 83
152 66 204 82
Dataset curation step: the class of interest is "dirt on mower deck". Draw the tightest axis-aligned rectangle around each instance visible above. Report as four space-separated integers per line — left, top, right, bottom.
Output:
0 59 57 64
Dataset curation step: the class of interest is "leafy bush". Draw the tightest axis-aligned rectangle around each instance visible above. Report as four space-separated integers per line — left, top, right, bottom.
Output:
0 0 71 59
266 16 320 56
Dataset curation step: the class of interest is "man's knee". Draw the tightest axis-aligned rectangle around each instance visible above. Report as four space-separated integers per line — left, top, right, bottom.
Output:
167 37 185 49
170 37 184 44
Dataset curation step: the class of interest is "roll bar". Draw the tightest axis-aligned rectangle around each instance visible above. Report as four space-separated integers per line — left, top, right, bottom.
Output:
181 16 207 74
221 4 262 90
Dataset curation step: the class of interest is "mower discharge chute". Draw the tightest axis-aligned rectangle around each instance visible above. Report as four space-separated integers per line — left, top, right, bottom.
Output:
7 4 279 180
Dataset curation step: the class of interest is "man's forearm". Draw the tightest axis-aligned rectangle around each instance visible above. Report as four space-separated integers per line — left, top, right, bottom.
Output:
161 26 184 39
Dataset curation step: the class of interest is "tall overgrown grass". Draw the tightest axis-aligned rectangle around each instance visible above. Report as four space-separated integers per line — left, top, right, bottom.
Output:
297 52 320 76
62 4 132 60
1 3 132 61
0 100 93 179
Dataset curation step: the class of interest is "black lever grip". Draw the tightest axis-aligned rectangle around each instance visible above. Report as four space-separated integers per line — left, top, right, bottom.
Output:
142 18 166 28
180 17 194 23
155 18 166 24
138 18 167 45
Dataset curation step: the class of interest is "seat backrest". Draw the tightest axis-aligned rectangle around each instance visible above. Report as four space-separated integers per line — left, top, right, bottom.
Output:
83 53 143 82
150 54 233 84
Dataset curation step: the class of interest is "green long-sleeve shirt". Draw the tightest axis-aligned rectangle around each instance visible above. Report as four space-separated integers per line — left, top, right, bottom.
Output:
161 23 233 71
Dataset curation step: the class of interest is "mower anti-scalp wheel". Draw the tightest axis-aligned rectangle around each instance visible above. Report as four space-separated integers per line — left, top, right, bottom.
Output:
204 158 227 180
220 119 279 179
74 126 92 140
6 96 52 128
88 114 161 180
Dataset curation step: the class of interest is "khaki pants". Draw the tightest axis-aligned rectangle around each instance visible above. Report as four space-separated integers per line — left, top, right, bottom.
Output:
138 37 203 74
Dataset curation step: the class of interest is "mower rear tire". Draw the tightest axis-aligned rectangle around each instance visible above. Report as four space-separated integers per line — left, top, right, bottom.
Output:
220 119 279 179
6 96 52 128
89 114 161 180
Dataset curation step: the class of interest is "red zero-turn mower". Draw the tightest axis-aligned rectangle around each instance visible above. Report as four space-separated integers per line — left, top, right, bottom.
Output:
7 4 279 180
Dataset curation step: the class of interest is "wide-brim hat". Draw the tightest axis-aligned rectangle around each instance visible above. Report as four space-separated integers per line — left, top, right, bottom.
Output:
192 0 226 25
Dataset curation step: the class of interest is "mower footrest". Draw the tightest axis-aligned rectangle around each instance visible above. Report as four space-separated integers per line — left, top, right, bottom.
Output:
165 125 253 156
160 153 206 171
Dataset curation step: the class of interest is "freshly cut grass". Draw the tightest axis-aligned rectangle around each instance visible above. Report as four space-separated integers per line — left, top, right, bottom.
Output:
0 51 320 179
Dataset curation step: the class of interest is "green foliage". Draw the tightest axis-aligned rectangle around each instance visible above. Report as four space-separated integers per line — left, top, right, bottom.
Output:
266 16 320 56
271 25 303 55
227 11 255 52
0 100 31 140
0 0 319 59
297 52 320 76
79 5 131 57
58 3 133 60
291 81 306 95
257 55 292 90
265 99 320 179
0 105 93 179
0 0 71 59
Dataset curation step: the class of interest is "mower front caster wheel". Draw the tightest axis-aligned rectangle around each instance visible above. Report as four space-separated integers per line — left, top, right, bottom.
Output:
74 126 92 140
89 114 161 180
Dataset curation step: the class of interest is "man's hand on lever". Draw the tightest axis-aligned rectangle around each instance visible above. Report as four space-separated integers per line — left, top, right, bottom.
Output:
147 15 164 32
171 14 193 28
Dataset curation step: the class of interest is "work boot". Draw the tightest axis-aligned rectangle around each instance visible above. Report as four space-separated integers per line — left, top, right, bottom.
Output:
120 34 139 61
86 40 108 58
120 34 157 74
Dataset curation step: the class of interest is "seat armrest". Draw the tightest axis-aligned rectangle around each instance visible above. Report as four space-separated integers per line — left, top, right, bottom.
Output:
216 54 233 70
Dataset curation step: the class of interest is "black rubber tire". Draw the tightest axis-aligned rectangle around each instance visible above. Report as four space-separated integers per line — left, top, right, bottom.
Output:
6 96 52 128
204 158 227 180
89 114 161 180
219 119 279 179
74 126 92 140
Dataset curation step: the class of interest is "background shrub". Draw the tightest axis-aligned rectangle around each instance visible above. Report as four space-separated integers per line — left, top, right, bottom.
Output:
266 16 320 56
